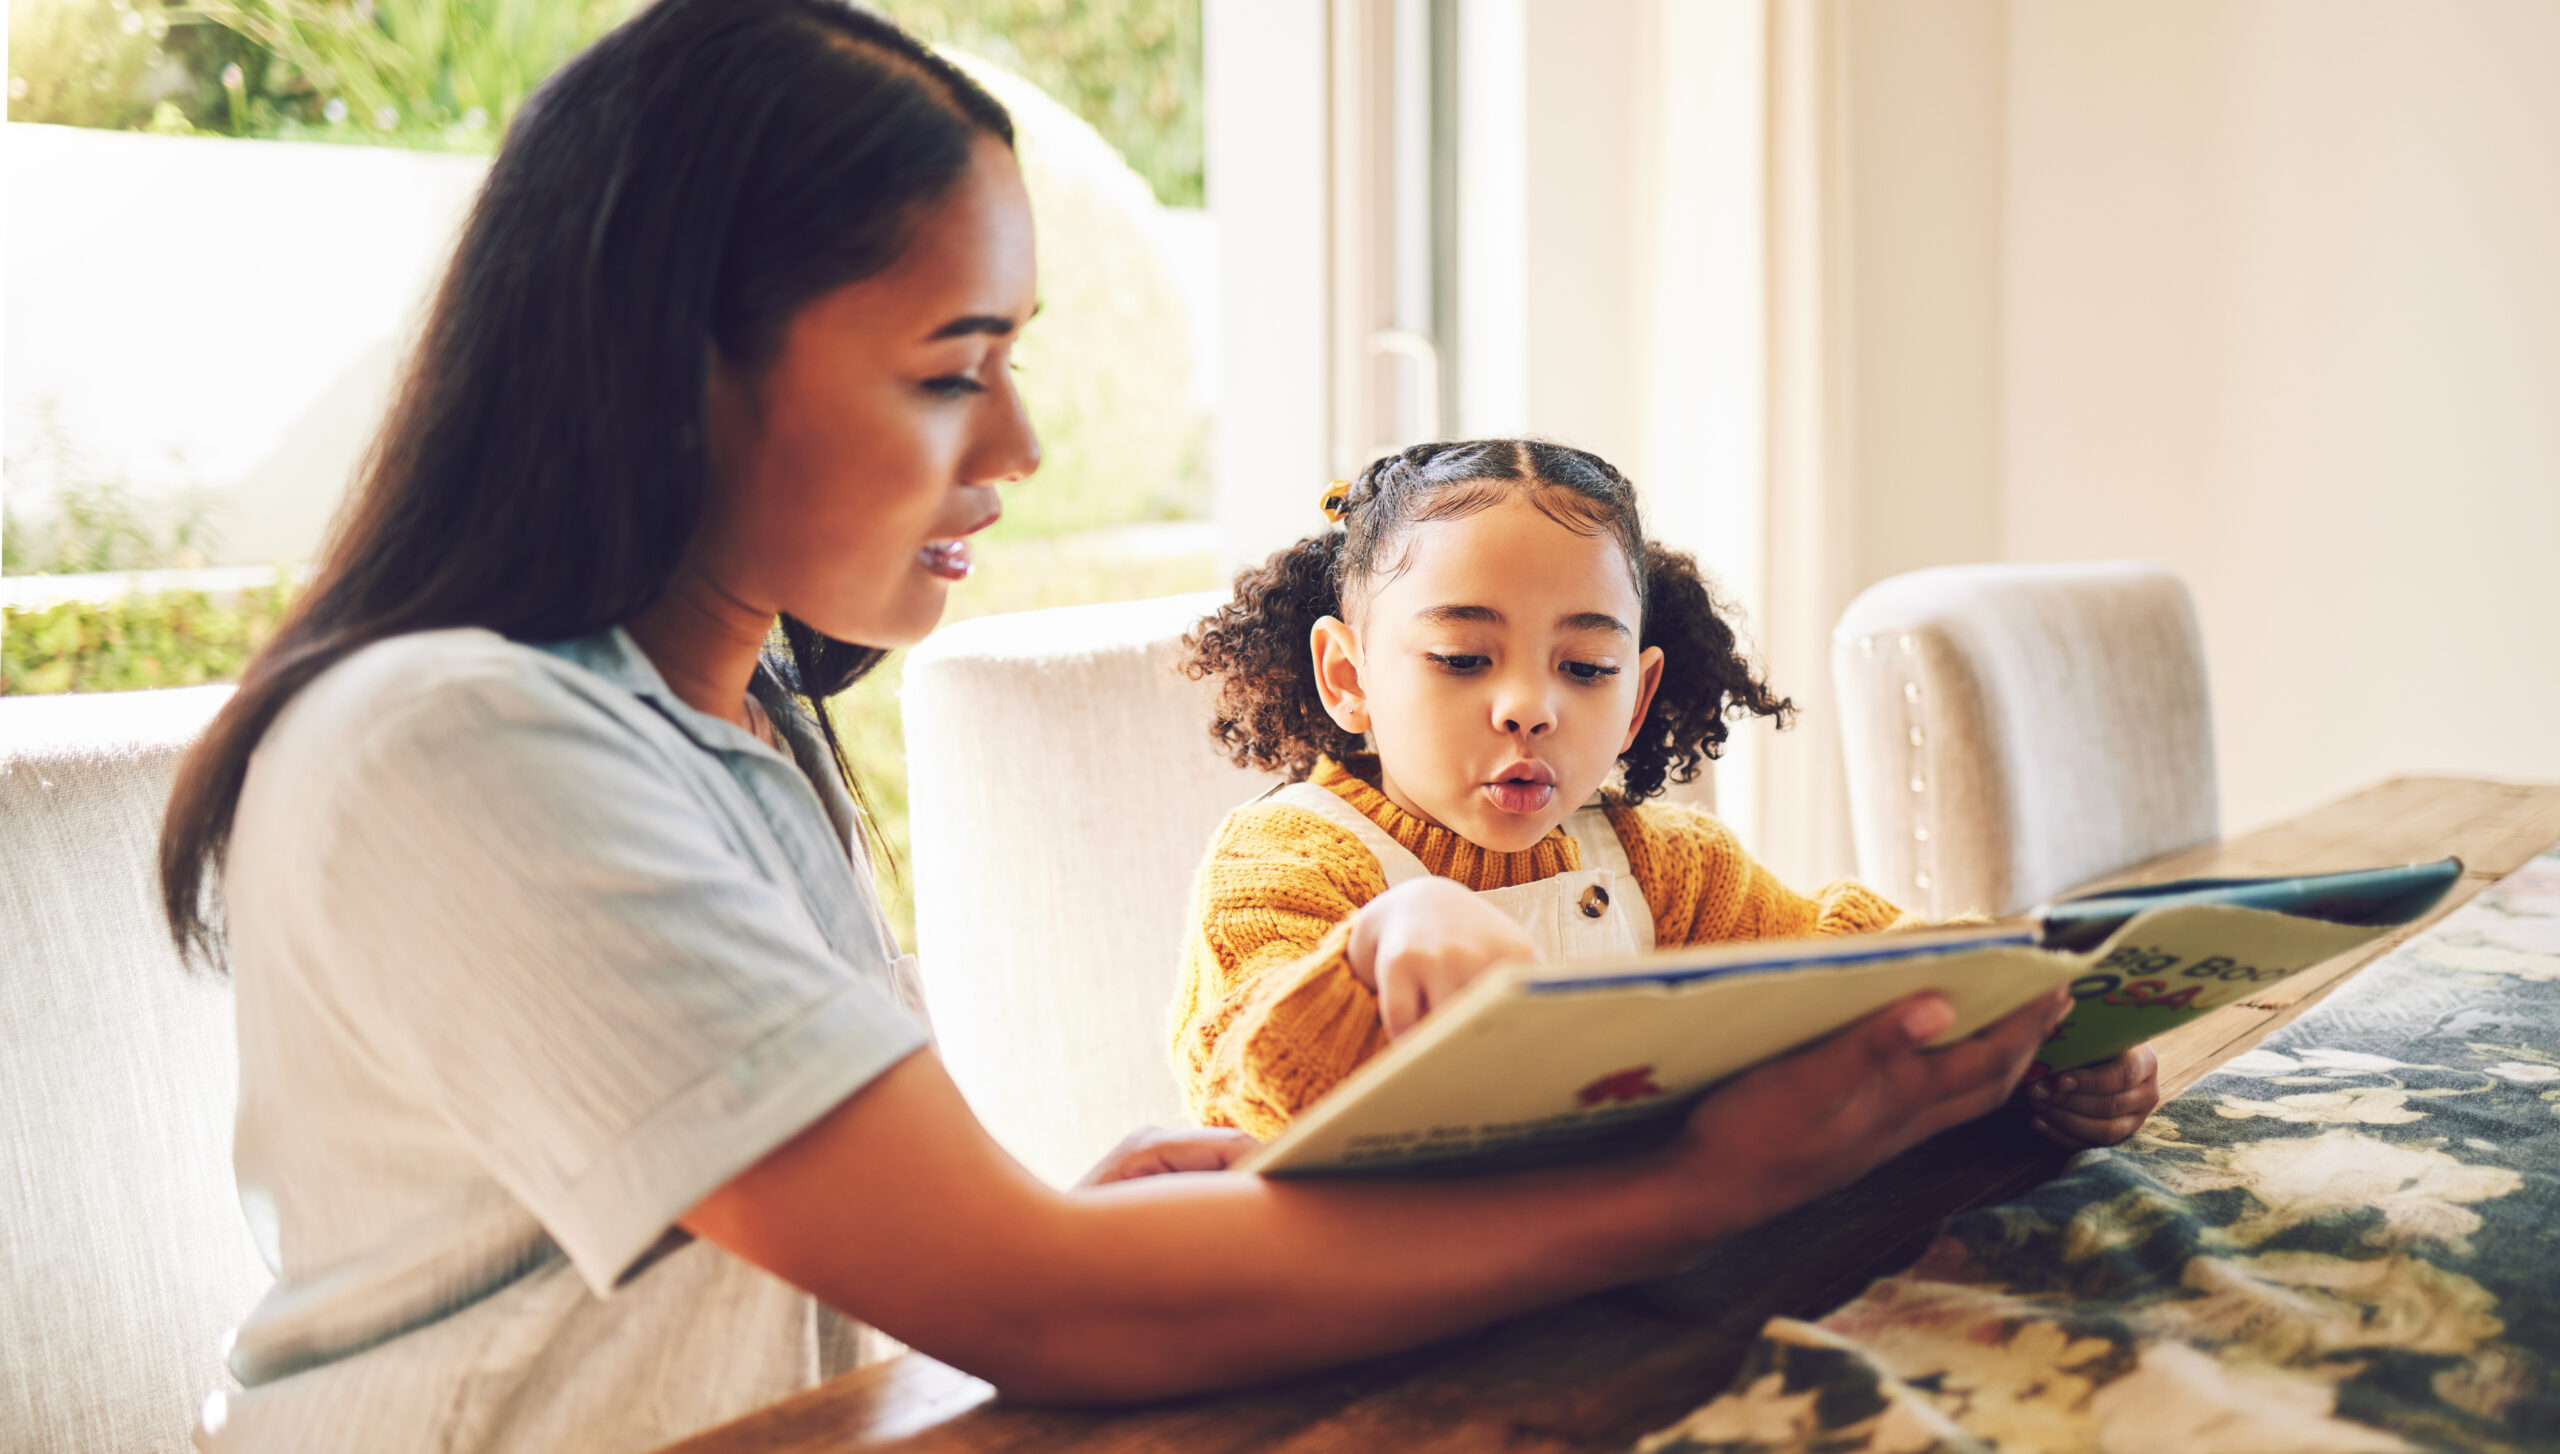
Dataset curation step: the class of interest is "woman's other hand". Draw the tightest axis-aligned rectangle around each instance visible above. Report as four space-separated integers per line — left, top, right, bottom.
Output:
1347 876 1541 1038
1674 987 2073 1229
1074 1126 1264 1187
2021 1045 2161 1148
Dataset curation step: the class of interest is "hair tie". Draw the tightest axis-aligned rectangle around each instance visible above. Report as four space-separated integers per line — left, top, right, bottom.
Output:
1319 480 1352 523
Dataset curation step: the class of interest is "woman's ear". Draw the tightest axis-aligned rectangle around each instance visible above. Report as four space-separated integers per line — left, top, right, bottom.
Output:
1310 615 1372 734
1619 645 1667 753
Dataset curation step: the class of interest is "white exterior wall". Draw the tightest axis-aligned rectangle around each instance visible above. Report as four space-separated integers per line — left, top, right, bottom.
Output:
5 125 487 568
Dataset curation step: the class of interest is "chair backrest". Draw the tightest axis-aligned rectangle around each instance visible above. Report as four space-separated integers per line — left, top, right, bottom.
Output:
1830 562 2218 918
0 686 272 1454
901 593 1281 1185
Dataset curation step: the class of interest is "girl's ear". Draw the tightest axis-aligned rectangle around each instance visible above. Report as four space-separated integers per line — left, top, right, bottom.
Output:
1619 644 1667 753
1310 615 1372 734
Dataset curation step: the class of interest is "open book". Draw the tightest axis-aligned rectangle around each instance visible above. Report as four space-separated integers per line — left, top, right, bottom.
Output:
1242 859 2463 1177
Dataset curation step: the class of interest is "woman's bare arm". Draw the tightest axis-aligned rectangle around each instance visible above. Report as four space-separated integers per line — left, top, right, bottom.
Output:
682 986 2069 1402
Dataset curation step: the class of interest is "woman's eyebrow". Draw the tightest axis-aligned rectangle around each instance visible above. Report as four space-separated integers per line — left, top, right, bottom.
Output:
927 301 1042 340
1557 611 1633 638
928 314 1017 340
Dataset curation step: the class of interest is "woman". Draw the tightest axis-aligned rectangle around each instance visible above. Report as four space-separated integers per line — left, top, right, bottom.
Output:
162 3 2067 1449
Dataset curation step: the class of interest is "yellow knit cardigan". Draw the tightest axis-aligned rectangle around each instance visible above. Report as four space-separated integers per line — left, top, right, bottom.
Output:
1170 756 1908 1138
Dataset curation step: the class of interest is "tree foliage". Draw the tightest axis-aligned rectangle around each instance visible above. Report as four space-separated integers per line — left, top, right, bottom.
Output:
872 0 1200 207
5 0 1205 205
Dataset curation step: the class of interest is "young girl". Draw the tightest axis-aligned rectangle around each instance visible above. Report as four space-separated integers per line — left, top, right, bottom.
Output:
1174 439 2159 1150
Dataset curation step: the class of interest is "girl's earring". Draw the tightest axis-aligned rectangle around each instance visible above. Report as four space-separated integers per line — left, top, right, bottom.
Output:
1314 622 1371 734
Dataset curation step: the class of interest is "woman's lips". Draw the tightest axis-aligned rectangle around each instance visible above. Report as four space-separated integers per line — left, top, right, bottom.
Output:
917 539 973 580
917 511 1001 582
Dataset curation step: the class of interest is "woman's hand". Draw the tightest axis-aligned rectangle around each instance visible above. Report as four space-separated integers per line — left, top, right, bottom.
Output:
2021 1045 2161 1148
1347 876 1541 1037
1074 1125 1264 1187
1673 987 2075 1230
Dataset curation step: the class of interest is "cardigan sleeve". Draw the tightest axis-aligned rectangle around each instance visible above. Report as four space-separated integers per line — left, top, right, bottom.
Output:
1603 796 1915 947
1169 803 1394 1139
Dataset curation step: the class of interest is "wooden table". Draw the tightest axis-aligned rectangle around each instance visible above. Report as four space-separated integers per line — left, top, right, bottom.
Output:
667 776 2560 1454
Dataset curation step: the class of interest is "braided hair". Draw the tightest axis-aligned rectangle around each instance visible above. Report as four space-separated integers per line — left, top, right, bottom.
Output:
1181 439 1792 802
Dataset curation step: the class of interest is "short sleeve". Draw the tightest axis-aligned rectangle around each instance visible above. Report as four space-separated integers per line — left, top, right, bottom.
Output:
276 651 926 1294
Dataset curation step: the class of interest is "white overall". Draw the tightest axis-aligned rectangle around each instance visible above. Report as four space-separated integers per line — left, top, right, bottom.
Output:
1270 782 1657 963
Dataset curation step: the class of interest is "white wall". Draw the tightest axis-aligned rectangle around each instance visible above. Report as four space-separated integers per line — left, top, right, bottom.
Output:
1454 0 1668 475
5 126 487 568
1808 0 2560 851
1731 0 2013 883
1633 0 1766 590
1452 0 1529 438
1842 0 2006 585
1515 0 1646 462
2000 0 2560 831
1204 0 1331 571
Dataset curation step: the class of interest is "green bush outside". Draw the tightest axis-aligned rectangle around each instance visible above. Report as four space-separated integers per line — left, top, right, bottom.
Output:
5 0 183 132
1 579 298 694
5 0 1203 207
4 403 231 575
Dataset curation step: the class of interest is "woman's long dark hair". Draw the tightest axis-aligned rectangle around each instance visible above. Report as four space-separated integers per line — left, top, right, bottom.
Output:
160 0 1013 965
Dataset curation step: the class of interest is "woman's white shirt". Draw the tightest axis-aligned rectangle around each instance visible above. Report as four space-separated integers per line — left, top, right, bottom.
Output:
201 627 927 1453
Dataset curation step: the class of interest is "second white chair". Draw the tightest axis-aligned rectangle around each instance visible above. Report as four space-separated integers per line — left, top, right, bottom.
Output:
1830 561 2218 920
899 593 1279 1185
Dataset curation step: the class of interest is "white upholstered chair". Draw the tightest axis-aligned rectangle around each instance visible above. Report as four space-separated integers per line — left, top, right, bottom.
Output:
1830 562 2218 920
900 592 1281 1186
0 686 272 1454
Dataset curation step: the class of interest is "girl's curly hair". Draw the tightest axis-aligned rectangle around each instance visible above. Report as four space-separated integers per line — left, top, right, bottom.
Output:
1181 438 1792 803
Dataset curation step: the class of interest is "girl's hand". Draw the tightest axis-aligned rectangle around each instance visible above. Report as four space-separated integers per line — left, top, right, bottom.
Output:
1074 1125 1265 1187
2022 1045 2161 1148
1348 876 1542 1038
1675 987 2074 1229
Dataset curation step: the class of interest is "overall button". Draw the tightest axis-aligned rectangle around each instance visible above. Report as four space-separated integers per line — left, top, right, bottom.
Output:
1578 884 1610 919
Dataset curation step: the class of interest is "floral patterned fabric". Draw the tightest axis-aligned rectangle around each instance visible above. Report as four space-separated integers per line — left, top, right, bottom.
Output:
1638 847 2560 1454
